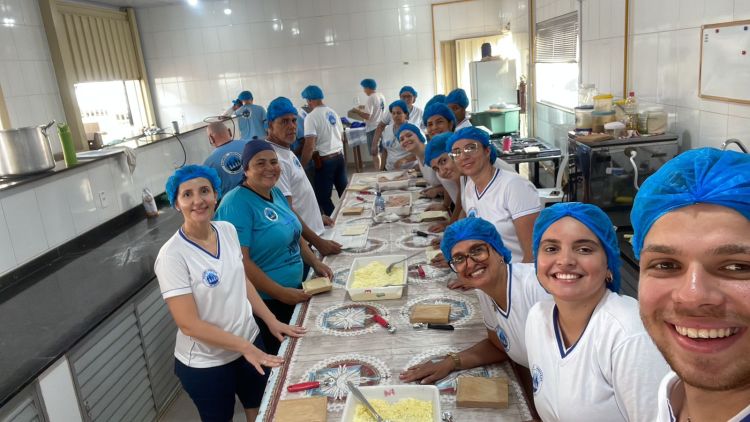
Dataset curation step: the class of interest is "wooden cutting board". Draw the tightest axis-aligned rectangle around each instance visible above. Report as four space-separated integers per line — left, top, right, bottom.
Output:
456 377 509 409
341 206 364 216
275 396 328 422
410 304 451 323
303 277 333 295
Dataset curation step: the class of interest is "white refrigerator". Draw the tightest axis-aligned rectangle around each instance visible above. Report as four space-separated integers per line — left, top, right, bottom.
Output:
469 59 517 112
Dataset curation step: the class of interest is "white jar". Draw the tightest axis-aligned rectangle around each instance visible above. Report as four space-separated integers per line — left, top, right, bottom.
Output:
646 107 667 135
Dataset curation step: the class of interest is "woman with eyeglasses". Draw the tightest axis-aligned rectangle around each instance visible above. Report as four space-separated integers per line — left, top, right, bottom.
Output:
446 127 540 263
400 218 550 396
525 202 668 422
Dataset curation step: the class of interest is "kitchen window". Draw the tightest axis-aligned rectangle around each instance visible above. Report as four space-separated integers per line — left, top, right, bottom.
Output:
75 80 150 145
534 11 579 110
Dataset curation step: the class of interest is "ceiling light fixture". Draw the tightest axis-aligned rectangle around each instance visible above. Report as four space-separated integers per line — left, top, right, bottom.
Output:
224 8 232 15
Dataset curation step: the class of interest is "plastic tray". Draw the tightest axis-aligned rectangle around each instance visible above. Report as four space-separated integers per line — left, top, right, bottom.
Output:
346 255 407 301
341 384 441 422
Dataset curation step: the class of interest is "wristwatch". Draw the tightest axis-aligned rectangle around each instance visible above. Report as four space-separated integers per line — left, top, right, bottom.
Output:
446 352 461 370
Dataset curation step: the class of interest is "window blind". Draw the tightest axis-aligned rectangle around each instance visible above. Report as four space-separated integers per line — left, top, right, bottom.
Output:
56 2 141 83
535 11 579 64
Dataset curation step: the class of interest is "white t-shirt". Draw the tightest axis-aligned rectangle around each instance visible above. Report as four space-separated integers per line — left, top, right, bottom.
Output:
456 117 473 130
475 263 551 367
525 291 669 422
270 142 325 235
365 92 386 132
304 105 344 156
418 159 441 187
440 176 460 204
382 123 413 171
462 168 541 262
656 372 750 422
381 105 425 130
154 221 259 368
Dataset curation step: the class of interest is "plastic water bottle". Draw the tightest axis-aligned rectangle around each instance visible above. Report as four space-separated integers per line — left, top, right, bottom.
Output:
624 91 638 131
374 192 385 215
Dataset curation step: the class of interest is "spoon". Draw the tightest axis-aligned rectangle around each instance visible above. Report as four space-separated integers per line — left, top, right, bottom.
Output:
346 381 390 422
386 251 424 274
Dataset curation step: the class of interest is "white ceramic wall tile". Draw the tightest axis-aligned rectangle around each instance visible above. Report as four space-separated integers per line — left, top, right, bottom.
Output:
630 34 659 102
698 111 729 149
673 106 700 149
2 188 49 263
703 0 734 25
656 30 678 106
87 163 122 221
727 116 750 144
0 199 16 274
63 171 100 235
34 177 76 248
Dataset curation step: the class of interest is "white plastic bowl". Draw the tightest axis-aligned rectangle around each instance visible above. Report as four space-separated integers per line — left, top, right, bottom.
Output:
341 384 441 422
346 255 407 301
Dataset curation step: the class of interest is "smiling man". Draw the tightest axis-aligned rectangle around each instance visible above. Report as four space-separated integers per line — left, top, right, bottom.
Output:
632 148 750 422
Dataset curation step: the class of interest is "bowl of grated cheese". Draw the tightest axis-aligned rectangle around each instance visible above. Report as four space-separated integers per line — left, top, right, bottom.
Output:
341 384 440 422
346 256 408 301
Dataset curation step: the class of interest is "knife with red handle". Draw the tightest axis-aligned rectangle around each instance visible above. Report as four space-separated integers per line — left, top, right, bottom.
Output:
372 314 397 334
286 381 320 392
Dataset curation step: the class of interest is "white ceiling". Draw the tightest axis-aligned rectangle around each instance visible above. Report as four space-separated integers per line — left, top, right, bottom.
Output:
83 0 184 8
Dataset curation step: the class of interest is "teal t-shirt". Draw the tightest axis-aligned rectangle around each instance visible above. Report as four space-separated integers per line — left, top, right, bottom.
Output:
214 185 303 299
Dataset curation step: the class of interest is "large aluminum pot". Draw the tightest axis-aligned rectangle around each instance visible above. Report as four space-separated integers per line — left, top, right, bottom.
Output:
0 121 56 177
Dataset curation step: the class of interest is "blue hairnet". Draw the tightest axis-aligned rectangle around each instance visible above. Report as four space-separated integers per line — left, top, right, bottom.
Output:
232 99 242 107
423 103 456 127
425 94 446 109
389 99 409 117
241 140 276 170
238 90 253 101
441 217 512 263
395 123 425 144
446 88 469 108
360 78 377 89
631 147 750 260
532 202 621 293
267 96 297 122
444 126 499 164
399 85 417 98
424 132 452 166
301 85 324 100
166 165 222 207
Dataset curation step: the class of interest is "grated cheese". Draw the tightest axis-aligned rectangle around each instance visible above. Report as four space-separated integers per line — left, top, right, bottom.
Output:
351 261 404 288
353 398 433 422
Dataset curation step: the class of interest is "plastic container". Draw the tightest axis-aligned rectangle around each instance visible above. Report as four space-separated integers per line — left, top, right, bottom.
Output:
604 121 626 138
593 94 613 112
142 188 159 218
341 385 441 422
374 192 385 214
377 193 412 216
346 255 407 301
578 83 597 106
469 107 520 134
591 111 616 133
646 107 667 134
58 123 78 166
624 92 638 130
575 106 594 130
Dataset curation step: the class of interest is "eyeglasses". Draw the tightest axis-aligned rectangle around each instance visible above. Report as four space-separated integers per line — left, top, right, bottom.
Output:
449 142 481 159
448 243 490 272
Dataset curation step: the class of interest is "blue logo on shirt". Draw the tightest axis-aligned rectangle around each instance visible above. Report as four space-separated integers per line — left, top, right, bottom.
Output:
327 111 337 125
496 326 510 351
287 228 301 255
379 99 385 111
264 207 279 222
467 207 478 218
221 151 243 174
293 157 302 168
531 364 543 395
202 269 220 288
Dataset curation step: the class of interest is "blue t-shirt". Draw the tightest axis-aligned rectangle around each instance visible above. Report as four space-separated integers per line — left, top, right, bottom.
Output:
203 139 248 197
214 186 303 299
235 104 267 141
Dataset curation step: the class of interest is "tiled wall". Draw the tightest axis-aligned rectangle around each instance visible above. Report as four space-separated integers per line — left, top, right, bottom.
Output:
0 0 65 154
136 0 506 127
0 128 213 276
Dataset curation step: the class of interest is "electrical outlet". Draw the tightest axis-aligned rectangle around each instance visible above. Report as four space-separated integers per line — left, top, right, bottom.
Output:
98 191 109 208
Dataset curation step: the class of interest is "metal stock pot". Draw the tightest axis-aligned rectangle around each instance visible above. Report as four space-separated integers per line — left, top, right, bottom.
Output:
0 121 56 177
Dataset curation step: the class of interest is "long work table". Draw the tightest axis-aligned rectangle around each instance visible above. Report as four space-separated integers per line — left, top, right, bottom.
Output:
258 171 532 421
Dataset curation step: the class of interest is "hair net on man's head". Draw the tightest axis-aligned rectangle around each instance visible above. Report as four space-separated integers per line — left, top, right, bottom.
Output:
441 217 512 263
360 78 377 89
389 99 409 117
301 85 324 100
232 99 242 107
267 97 298 123
532 202 621 293
166 165 222 207
238 90 253 101
396 123 425 144
424 133 452 166
631 147 750 260
399 85 417 98
423 103 456 127
446 88 469 108
425 94 446 109
241 140 276 170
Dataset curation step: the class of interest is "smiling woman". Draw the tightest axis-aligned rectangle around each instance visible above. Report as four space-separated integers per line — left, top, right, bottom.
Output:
524 202 668 422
